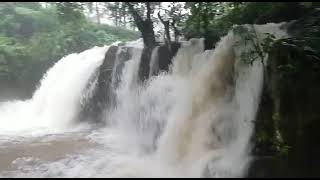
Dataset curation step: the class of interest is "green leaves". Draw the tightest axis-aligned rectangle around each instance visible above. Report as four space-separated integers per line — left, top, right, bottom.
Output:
232 26 278 66
184 2 236 39
0 2 139 87
54 2 85 24
261 33 276 53
240 50 260 65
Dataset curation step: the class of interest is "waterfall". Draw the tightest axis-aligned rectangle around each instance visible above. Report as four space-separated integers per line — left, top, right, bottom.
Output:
0 23 288 178
97 23 287 178
0 46 109 136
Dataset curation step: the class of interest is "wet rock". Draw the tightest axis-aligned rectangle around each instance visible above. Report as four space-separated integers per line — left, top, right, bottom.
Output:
157 42 181 73
79 46 119 123
251 10 320 177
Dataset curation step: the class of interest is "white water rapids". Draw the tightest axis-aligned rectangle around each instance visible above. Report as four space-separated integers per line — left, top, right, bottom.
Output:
0 23 287 178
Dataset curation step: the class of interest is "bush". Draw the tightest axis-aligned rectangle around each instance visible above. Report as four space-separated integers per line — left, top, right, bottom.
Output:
0 3 140 95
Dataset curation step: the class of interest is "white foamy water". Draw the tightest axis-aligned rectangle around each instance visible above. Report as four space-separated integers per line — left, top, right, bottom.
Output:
0 46 109 136
0 23 288 178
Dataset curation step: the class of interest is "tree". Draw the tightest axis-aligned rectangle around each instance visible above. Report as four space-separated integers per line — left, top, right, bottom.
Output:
167 3 186 42
95 2 101 24
86 2 93 13
105 2 123 27
158 12 171 51
156 3 187 43
124 2 159 81
125 2 156 47
55 2 85 24
0 2 140 94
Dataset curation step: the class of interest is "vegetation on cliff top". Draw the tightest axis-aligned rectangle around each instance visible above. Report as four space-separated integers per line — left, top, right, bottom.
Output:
0 2 139 94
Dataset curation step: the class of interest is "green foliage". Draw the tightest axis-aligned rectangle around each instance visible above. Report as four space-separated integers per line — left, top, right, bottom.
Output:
272 112 290 157
0 36 29 82
274 129 291 157
55 2 85 24
183 2 302 41
232 25 277 66
105 2 134 28
184 2 224 39
274 37 320 79
256 130 270 146
0 2 139 93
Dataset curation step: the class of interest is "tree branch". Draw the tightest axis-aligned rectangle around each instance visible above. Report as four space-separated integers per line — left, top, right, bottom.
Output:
171 19 180 42
125 2 144 31
158 12 172 51
146 2 151 20
157 12 164 24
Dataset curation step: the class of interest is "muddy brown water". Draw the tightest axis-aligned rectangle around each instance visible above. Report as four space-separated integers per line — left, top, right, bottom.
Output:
0 132 97 173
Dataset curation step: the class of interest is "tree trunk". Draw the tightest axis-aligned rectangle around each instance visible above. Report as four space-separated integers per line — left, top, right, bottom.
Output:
197 2 202 34
122 5 126 27
87 2 93 13
158 12 172 52
172 20 180 42
115 2 119 26
125 2 156 48
202 3 209 34
125 2 157 81
95 2 100 24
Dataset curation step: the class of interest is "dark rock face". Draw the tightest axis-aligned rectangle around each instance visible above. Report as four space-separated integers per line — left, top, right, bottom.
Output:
139 42 181 80
247 156 296 178
112 46 133 89
203 30 222 50
79 40 182 123
157 42 181 73
78 46 119 124
287 9 320 36
249 10 320 177
269 41 320 177
139 46 155 81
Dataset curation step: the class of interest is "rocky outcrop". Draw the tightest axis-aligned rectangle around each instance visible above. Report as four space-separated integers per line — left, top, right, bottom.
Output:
139 46 155 81
248 9 320 178
79 46 118 124
80 40 182 123
112 46 134 89
139 42 181 80
157 42 181 72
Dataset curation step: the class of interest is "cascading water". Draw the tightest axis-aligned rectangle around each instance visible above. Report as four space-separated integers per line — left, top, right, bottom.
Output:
0 23 288 178
0 46 109 135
